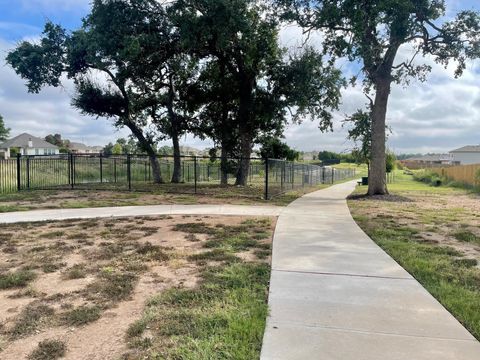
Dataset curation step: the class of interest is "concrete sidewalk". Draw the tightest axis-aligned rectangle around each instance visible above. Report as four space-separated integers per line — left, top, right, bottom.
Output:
261 181 480 360
0 204 283 224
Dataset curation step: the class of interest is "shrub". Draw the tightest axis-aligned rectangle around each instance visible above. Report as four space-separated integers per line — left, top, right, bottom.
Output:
29 339 66 360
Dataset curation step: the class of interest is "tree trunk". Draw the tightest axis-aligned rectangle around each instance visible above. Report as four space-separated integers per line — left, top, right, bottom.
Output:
235 130 252 186
148 153 163 184
171 132 182 183
126 122 163 184
368 78 391 195
234 76 254 186
220 142 228 186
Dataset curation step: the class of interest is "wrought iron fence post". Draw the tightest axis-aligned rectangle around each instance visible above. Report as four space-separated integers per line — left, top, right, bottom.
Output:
26 156 30 189
114 158 117 183
302 164 305 188
291 163 294 189
16 153 21 191
127 154 132 191
99 153 103 183
70 153 75 189
193 156 197 194
264 158 269 200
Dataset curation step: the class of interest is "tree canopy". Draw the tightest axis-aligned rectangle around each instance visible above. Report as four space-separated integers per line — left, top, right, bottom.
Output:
259 137 300 161
0 115 10 142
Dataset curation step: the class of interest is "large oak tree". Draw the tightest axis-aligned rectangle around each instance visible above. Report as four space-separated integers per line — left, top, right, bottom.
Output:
174 0 345 185
279 0 480 194
7 0 175 183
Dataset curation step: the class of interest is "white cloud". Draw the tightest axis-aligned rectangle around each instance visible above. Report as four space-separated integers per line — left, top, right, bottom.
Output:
18 0 91 13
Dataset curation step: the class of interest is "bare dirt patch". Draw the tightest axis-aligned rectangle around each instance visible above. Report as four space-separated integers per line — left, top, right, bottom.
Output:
0 215 275 359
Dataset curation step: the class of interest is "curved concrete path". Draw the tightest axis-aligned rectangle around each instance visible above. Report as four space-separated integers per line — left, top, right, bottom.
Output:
261 180 480 360
0 204 283 224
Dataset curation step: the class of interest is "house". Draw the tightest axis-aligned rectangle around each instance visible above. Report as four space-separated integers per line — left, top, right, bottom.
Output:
0 133 59 159
69 142 103 154
449 145 480 165
400 154 459 169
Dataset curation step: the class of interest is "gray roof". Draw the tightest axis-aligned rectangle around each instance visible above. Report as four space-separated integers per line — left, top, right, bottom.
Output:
69 142 89 150
406 154 452 162
450 145 480 153
0 133 58 149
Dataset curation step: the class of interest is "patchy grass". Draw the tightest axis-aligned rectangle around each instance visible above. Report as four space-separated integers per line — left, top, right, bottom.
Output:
349 172 480 340
452 230 480 245
124 217 274 359
28 339 66 360
62 305 102 326
126 263 270 359
0 270 36 289
62 264 87 280
85 271 138 303
10 303 55 338
0 215 274 359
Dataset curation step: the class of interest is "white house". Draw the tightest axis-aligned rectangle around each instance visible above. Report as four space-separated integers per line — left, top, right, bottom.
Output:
450 145 480 165
0 133 59 159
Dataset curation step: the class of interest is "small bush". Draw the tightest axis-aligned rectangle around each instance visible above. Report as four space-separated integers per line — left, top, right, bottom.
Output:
29 339 66 360
413 170 443 187
11 303 55 337
0 270 36 289
62 305 101 326
452 230 480 245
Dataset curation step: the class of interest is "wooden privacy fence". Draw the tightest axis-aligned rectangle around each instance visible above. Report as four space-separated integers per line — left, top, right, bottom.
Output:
431 164 480 187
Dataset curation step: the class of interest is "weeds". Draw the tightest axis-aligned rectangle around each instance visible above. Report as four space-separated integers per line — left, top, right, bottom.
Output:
10 302 55 338
29 339 66 360
62 305 102 326
0 269 36 289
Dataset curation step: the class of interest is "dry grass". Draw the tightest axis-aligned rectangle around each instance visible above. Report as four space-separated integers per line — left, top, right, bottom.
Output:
0 214 275 359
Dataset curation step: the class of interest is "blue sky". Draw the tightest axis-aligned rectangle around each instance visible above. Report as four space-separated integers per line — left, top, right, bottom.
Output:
0 0 479 153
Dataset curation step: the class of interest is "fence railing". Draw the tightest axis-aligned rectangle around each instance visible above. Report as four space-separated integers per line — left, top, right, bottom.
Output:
265 159 356 199
0 154 357 199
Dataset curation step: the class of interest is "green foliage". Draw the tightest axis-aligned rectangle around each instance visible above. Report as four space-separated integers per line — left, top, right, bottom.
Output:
259 136 299 161
452 230 480 246
413 170 444 187
0 114 10 141
112 143 123 155
0 270 36 289
317 150 341 162
385 151 396 173
344 110 372 165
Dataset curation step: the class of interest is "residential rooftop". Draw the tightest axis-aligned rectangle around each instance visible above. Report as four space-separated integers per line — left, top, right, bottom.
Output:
0 133 58 149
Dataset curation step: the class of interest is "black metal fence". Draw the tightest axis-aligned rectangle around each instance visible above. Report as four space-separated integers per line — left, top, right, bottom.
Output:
0 153 356 199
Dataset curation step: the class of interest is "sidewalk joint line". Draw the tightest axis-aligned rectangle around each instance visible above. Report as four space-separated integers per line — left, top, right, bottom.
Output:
271 268 414 280
268 320 477 342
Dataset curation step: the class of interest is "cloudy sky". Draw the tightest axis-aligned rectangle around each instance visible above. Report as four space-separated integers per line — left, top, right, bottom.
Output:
0 0 479 154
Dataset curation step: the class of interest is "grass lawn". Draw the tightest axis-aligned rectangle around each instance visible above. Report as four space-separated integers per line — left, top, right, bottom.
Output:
348 170 480 340
0 215 275 359
333 162 368 177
